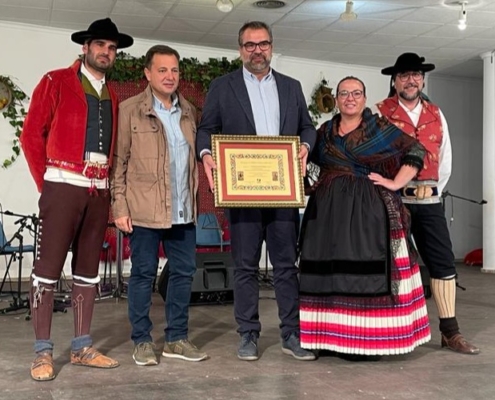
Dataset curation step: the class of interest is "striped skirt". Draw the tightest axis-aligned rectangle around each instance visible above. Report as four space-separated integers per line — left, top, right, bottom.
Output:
300 238 431 355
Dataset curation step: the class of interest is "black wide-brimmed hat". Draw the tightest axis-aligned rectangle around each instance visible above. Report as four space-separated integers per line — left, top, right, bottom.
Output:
71 18 133 49
381 52 435 76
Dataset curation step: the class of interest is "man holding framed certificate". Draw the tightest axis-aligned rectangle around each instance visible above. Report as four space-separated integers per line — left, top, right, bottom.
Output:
196 21 316 362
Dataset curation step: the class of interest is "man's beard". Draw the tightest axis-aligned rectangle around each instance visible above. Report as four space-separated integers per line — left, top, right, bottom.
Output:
86 54 114 73
245 54 271 72
399 88 420 101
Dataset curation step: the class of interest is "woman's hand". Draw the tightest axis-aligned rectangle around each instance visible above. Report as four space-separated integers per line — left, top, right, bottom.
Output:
369 165 418 192
368 172 401 191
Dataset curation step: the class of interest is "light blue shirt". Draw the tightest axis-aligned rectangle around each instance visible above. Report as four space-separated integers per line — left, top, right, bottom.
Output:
153 94 192 225
243 67 280 136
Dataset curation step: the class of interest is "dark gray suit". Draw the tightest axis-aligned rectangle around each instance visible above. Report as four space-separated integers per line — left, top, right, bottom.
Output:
196 68 316 338
196 68 315 151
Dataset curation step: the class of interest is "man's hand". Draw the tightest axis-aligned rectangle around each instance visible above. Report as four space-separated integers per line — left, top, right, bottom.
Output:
368 172 400 192
298 145 309 177
202 154 217 192
114 216 133 234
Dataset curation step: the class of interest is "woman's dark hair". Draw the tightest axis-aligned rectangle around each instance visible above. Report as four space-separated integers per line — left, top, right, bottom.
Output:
336 76 367 97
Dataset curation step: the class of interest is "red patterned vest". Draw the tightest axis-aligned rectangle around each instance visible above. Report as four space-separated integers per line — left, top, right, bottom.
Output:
376 95 442 181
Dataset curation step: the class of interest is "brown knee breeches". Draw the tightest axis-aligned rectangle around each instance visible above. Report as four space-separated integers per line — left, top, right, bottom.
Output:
33 181 110 280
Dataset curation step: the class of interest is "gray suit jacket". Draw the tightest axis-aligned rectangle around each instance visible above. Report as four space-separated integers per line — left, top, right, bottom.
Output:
196 68 316 154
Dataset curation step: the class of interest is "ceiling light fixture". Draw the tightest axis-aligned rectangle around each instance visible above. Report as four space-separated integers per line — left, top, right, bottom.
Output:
340 0 357 22
458 1 467 30
216 0 234 13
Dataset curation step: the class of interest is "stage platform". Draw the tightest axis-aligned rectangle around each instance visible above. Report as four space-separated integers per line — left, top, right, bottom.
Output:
0 263 493 400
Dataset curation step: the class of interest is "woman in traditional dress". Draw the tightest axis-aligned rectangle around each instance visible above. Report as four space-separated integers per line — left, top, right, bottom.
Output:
299 76 431 359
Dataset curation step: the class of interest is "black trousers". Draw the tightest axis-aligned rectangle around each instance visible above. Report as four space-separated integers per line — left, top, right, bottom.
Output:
226 207 300 338
406 202 456 279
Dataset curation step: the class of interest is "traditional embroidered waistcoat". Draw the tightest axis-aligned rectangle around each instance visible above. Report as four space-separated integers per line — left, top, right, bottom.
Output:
81 74 113 157
377 95 442 181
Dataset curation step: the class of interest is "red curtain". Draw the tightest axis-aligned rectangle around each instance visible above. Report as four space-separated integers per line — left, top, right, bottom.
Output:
102 80 227 261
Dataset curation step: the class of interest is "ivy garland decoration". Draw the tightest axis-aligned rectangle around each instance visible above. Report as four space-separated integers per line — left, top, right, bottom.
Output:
1 76 28 168
1 53 328 168
109 52 327 123
107 52 244 92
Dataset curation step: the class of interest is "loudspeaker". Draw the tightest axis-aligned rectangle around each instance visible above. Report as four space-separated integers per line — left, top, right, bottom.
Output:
157 252 234 305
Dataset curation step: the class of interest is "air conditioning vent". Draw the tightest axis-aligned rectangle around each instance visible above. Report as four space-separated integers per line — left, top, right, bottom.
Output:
253 1 286 9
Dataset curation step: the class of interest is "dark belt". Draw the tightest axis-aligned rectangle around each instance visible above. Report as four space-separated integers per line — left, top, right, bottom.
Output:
401 185 438 200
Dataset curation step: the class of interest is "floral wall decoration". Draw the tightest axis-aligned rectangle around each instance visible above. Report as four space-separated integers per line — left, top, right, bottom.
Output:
307 78 337 126
0 76 28 168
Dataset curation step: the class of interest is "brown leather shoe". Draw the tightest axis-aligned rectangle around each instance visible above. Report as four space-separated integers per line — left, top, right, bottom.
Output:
441 333 480 355
71 346 119 368
31 352 55 381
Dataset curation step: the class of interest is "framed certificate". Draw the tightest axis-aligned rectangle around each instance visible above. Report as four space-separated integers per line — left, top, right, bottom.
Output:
212 135 305 208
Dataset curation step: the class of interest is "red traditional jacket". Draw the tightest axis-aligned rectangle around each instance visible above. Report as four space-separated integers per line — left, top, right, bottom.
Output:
376 95 442 181
20 59 119 192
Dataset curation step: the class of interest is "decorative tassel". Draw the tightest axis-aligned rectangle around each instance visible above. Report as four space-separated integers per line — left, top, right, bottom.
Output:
88 184 99 197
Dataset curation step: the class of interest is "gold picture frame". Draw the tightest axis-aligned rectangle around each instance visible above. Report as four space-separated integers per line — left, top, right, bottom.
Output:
212 135 305 208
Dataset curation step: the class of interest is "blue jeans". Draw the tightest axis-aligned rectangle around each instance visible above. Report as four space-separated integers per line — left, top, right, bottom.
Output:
128 224 196 344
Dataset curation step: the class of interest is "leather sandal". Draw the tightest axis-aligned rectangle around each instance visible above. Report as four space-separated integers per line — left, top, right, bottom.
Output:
31 352 55 381
71 346 119 368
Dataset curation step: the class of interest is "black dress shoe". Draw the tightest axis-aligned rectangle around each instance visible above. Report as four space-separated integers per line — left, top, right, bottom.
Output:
441 333 480 355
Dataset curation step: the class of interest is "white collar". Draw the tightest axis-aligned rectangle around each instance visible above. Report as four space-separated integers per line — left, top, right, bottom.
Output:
242 66 273 82
398 98 422 115
81 62 106 85
152 93 178 111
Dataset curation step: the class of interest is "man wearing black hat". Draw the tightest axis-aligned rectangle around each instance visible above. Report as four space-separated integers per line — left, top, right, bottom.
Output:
374 53 479 355
20 18 133 381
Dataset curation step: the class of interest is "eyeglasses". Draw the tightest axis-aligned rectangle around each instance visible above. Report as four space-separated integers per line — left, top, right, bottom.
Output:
241 41 272 52
337 90 364 99
397 72 423 82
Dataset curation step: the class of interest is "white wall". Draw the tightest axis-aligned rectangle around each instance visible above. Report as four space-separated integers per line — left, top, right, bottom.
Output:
0 21 483 279
428 75 484 259
277 55 390 116
0 21 241 279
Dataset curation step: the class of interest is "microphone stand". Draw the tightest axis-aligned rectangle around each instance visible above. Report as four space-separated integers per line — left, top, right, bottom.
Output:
441 190 487 206
0 215 34 314
0 210 71 317
441 191 487 223
440 191 486 291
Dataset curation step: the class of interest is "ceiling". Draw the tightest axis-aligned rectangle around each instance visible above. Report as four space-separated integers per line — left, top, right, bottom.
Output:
1 0 494 79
